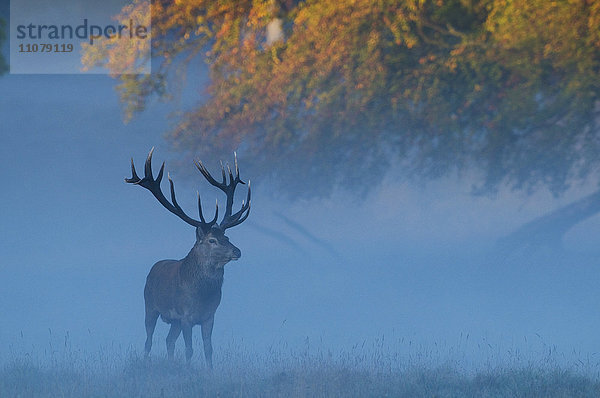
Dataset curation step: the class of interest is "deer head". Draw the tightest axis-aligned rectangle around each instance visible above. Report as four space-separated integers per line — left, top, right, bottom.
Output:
125 148 250 269
191 227 242 275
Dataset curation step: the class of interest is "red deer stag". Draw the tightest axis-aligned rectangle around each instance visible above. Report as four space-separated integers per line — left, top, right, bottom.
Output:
126 148 251 369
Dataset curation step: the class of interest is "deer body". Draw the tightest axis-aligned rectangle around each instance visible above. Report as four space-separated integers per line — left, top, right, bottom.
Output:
127 149 250 369
145 258 223 327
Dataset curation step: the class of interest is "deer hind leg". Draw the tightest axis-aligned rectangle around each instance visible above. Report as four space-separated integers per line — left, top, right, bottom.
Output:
181 322 193 364
166 320 181 360
144 309 159 357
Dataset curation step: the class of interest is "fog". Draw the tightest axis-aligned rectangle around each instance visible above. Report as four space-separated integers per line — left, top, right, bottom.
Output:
1 73 599 380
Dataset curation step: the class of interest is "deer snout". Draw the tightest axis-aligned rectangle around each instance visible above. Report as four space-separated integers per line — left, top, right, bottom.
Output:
231 247 241 260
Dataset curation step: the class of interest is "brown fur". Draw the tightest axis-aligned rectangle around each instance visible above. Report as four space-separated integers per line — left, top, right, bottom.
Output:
126 149 250 369
143 227 240 368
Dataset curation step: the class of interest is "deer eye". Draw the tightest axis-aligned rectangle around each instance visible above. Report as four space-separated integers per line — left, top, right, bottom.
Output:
208 238 217 244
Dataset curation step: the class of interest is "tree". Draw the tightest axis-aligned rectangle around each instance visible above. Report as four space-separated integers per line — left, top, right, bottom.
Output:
86 0 600 217
0 18 8 74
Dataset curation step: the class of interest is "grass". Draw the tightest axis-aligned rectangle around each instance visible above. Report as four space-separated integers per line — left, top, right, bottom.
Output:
2 356 599 397
2 343 600 398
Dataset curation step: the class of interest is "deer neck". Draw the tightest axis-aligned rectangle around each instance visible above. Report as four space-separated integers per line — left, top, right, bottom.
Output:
180 247 224 290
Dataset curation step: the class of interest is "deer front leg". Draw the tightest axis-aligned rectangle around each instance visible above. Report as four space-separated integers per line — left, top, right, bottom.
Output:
201 316 214 370
181 322 194 363
166 321 181 360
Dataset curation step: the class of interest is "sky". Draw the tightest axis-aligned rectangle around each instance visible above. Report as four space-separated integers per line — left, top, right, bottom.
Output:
1 3 600 373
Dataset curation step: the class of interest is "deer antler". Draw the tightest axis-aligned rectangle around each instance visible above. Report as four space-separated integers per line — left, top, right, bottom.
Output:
195 152 251 231
125 148 219 231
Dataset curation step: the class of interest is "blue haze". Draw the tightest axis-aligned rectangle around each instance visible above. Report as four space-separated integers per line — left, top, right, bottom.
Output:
1 32 600 373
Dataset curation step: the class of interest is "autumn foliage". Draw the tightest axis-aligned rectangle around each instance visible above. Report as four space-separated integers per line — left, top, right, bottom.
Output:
85 0 600 197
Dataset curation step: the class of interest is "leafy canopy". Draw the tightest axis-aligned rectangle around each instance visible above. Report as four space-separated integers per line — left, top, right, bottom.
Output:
85 0 600 197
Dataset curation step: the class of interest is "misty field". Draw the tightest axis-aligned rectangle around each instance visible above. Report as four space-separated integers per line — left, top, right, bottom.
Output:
2 338 600 398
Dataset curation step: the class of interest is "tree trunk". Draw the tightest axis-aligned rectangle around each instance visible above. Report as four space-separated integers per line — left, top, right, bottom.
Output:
497 189 600 255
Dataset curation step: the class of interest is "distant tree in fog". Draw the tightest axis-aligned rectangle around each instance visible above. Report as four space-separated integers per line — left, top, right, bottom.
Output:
85 0 600 203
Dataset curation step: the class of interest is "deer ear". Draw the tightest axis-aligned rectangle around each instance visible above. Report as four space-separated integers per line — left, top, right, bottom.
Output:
195 227 205 241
